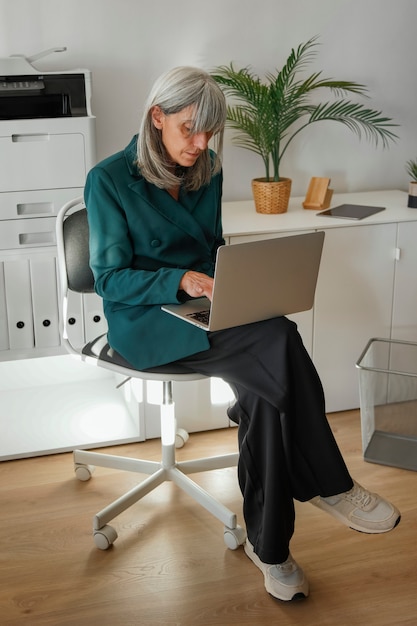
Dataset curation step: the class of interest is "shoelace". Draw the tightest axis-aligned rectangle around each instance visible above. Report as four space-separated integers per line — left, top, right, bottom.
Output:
345 484 373 508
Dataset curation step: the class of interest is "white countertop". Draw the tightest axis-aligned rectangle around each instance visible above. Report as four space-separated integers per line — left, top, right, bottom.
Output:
222 189 416 237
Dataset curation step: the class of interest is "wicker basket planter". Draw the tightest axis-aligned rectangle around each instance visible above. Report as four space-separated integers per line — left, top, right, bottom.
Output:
251 177 292 214
408 181 417 208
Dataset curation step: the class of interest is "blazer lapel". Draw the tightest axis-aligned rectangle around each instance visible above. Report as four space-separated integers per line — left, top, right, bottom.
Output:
124 136 211 248
128 178 209 248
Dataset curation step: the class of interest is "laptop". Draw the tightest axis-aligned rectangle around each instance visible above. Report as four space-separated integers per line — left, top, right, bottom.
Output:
162 231 325 331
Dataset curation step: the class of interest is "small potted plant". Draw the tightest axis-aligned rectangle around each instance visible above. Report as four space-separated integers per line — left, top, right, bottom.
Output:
212 37 398 214
406 158 417 208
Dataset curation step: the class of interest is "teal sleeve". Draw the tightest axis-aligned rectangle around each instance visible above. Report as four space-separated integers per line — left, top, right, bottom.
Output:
84 167 186 306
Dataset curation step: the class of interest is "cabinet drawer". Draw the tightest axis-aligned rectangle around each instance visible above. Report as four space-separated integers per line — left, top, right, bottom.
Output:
0 132 87 192
0 217 57 249
0 188 83 220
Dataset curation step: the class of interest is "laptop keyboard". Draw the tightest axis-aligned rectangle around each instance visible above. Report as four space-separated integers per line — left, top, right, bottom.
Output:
186 310 210 325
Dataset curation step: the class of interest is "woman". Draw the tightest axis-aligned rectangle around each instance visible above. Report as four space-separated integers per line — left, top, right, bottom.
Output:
84 66 400 602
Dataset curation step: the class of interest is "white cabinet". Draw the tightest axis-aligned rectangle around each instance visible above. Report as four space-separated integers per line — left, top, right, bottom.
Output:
0 111 125 460
222 190 417 413
313 224 396 411
229 223 399 410
0 117 98 360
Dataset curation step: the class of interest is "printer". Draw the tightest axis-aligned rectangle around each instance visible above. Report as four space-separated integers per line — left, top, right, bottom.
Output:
0 48 92 120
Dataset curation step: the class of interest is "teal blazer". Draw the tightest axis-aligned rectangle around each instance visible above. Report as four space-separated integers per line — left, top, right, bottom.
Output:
84 136 224 369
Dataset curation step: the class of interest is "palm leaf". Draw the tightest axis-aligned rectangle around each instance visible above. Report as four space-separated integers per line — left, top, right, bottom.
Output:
308 101 398 146
212 36 398 180
406 158 417 180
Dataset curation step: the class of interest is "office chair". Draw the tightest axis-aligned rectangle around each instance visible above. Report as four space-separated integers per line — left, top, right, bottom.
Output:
55 198 246 551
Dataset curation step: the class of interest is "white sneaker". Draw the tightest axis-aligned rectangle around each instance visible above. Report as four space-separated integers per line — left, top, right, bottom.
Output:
244 540 309 601
309 480 401 533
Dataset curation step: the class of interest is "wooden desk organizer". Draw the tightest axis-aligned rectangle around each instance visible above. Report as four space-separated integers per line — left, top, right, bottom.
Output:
303 177 333 210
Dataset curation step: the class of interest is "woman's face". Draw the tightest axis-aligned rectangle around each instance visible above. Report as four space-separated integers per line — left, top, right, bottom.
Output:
151 105 213 168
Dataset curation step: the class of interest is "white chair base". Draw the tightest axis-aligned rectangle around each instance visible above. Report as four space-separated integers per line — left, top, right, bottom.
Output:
74 381 246 551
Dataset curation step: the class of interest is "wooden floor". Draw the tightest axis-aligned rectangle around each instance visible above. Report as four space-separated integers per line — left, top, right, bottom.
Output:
0 409 416 625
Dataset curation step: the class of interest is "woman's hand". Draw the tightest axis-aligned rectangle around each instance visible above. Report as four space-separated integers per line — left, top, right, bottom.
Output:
180 271 214 301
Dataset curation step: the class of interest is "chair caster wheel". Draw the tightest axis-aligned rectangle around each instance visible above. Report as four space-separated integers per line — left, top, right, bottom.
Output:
224 524 246 550
175 428 189 449
75 463 95 481
94 525 118 550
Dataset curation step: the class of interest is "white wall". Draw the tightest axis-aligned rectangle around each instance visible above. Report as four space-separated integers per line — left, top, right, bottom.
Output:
1 0 416 200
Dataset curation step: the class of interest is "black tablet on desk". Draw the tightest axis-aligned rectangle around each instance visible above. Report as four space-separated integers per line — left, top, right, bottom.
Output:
317 204 386 220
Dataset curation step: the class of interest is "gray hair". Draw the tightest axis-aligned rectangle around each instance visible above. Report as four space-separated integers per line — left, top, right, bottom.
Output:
137 66 226 191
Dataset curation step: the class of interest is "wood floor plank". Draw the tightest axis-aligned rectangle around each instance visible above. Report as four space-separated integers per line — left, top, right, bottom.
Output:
0 410 416 625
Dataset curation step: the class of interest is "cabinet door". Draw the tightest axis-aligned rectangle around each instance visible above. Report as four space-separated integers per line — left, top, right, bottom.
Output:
391 221 417 342
313 224 396 412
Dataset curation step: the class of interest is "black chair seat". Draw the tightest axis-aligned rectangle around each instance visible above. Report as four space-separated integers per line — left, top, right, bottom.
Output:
82 334 195 376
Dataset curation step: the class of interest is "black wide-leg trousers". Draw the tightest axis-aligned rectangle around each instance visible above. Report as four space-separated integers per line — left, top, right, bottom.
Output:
177 316 353 564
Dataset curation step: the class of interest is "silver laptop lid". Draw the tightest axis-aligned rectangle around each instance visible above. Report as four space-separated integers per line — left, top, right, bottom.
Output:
207 231 325 331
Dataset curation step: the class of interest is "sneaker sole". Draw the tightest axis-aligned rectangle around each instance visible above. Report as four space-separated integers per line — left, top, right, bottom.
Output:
350 514 401 534
310 497 401 534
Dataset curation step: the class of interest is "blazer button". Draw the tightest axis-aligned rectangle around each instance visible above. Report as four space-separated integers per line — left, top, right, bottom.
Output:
151 239 161 247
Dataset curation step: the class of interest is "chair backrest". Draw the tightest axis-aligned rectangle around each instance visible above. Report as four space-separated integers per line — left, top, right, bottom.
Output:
56 198 207 379
63 208 95 293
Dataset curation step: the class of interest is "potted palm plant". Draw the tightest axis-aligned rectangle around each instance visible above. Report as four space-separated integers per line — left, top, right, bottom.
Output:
406 158 417 208
212 37 398 213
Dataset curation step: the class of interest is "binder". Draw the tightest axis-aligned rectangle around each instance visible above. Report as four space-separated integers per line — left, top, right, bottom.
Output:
83 292 107 342
4 258 34 349
0 262 9 351
65 290 85 349
30 256 60 348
